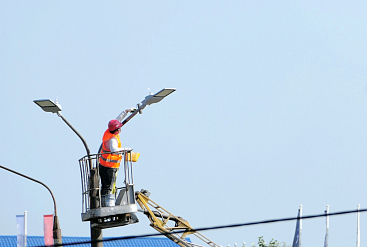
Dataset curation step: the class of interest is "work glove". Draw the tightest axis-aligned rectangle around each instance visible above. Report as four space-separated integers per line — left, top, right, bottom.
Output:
125 107 136 113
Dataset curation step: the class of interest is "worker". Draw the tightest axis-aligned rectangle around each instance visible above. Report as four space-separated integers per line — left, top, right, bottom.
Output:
99 108 135 207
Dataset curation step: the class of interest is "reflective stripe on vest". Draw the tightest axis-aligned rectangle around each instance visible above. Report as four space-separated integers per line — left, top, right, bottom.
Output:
99 129 122 168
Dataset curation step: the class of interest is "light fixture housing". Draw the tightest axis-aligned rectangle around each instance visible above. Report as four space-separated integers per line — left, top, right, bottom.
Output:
33 99 62 113
143 88 176 106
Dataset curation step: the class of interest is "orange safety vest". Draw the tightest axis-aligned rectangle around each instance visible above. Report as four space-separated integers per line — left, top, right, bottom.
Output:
99 129 122 168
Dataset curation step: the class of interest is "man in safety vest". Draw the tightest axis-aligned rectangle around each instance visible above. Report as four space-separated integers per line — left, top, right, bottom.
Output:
99 108 135 207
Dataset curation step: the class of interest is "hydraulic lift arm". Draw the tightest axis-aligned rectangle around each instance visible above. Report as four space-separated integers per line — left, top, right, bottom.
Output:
135 190 220 247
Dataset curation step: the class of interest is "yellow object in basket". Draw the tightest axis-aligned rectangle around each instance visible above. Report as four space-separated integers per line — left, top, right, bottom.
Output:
126 152 140 162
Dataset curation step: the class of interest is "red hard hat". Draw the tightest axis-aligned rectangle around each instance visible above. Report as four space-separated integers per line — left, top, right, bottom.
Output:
108 119 122 131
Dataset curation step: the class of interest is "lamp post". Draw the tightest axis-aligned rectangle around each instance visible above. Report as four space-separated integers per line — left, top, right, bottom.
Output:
0 165 62 245
34 89 175 246
33 99 102 247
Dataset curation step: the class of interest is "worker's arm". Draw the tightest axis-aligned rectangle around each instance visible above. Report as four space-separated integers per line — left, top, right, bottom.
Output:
109 137 132 153
116 108 136 122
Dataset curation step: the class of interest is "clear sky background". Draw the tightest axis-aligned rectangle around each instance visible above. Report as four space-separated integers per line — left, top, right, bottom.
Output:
1 1 367 246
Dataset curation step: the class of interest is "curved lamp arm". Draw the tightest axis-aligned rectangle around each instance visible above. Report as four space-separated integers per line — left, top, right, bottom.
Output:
0 165 58 215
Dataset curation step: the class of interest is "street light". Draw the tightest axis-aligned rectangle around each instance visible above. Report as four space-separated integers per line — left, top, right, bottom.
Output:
33 99 100 247
142 88 176 106
0 165 62 246
34 88 175 246
33 99 91 158
33 99 62 113
121 88 176 126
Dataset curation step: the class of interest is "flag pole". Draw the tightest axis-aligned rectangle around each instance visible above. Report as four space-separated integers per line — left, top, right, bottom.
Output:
300 204 302 247
324 205 329 247
357 204 360 247
326 205 329 229
24 211 27 247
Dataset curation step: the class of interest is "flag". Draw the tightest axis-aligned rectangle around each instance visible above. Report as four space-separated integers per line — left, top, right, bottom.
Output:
292 208 302 247
16 214 25 247
44 215 54 246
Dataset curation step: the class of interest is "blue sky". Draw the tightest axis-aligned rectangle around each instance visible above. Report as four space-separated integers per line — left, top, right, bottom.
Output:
1 1 367 246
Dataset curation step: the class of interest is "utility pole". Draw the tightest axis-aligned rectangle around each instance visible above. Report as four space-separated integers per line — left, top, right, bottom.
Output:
34 99 102 247
56 112 102 247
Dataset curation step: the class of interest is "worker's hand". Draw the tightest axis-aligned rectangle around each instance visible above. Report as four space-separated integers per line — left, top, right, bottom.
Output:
125 107 136 113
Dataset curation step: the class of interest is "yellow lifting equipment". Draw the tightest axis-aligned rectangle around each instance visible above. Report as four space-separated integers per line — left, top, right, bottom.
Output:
135 190 220 247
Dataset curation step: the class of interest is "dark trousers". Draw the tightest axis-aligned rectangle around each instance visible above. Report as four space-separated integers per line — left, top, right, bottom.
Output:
99 164 118 195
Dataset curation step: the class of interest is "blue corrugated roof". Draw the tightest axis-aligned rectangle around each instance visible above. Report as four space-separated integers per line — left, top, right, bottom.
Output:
0 236 189 247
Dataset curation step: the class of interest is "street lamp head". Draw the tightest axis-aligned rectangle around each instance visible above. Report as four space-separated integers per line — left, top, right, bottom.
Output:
33 98 91 157
121 88 176 126
34 99 62 113
142 88 176 106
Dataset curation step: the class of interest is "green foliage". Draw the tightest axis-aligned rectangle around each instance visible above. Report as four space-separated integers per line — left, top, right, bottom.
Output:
250 236 289 247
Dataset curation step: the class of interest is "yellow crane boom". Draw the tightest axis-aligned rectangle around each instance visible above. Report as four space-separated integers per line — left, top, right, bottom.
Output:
135 190 220 247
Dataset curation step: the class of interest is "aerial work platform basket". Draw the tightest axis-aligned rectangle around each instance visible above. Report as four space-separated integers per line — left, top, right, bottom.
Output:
78 149 140 229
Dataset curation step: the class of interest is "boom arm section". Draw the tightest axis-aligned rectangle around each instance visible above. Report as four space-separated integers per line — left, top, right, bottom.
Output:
135 190 220 247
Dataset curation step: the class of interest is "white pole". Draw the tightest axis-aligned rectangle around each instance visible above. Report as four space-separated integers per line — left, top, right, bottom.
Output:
300 204 302 247
326 205 329 229
357 204 360 247
325 205 329 247
24 211 27 247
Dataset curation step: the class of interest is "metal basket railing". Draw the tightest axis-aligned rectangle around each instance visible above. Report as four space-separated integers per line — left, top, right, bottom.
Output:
78 149 135 214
